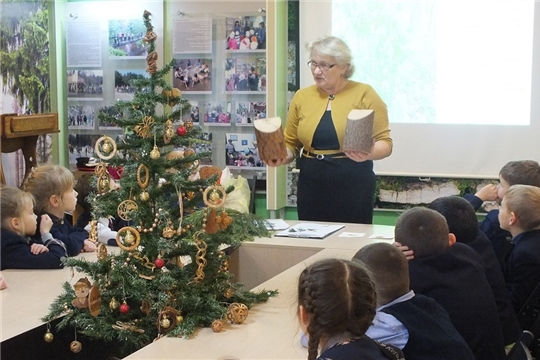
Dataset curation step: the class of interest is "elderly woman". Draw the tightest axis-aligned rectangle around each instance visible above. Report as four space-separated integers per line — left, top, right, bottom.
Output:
267 35 392 224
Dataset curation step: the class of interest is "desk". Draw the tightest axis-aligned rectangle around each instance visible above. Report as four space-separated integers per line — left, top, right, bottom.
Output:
0 223 394 358
0 250 110 342
125 222 394 360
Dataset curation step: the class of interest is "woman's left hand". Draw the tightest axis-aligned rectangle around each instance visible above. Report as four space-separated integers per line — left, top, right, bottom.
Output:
344 150 371 162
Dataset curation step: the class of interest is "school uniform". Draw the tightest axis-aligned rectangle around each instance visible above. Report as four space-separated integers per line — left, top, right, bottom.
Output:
34 213 87 256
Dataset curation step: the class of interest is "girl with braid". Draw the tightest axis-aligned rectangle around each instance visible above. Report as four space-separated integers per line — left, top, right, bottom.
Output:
22 164 96 256
297 258 404 360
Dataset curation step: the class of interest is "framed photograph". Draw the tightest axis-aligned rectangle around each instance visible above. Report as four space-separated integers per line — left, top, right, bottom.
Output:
225 57 266 93
189 100 200 124
225 132 263 168
108 19 148 58
68 105 97 130
67 70 104 100
235 101 266 126
172 58 212 93
114 70 149 101
225 16 266 51
202 102 231 126
68 133 102 165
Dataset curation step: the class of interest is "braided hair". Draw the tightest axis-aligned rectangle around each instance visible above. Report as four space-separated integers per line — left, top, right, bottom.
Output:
297 258 376 360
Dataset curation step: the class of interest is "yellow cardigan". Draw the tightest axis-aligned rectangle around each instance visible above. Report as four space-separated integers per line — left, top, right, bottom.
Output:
284 81 392 157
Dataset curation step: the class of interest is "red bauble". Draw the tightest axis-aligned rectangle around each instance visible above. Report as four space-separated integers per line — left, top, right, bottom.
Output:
154 257 165 268
119 302 130 314
176 126 187 136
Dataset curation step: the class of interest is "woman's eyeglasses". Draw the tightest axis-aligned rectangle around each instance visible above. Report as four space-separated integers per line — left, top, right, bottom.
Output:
307 61 336 72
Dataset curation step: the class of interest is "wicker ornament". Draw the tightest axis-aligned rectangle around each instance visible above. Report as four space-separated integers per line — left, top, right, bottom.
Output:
117 200 138 221
109 297 119 311
116 227 141 251
212 319 224 333
149 145 160 159
95 136 117 160
227 303 249 324
70 340 82 353
88 285 101 317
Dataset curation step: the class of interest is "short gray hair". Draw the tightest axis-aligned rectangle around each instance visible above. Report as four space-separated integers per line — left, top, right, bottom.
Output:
307 36 355 78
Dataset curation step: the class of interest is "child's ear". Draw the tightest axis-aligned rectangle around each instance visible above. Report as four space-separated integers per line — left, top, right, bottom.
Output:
299 305 310 327
509 212 517 226
10 217 21 231
49 194 61 208
448 233 457 247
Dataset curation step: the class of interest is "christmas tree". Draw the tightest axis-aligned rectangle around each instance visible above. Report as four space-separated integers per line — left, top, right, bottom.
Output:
43 10 276 356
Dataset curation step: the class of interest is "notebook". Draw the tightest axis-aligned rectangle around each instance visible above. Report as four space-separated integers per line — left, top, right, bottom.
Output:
273 223 345 239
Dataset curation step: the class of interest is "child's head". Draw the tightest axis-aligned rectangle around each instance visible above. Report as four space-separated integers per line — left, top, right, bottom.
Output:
428 196 478 244
394 207 455 258
0 186 37 236
498 160 540 199
499 184 540 234
297 258 376 360
74 172 94 212
353 243 409 306
21 164 77 216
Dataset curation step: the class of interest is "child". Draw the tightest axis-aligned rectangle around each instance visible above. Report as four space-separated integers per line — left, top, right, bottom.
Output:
297 258 404 360
394 207 506 360
354 242 475 360
21 164 96 256
428 196 521 345
498 184 540 317
464 160 540 263
74 172 118 246
1 186 67 270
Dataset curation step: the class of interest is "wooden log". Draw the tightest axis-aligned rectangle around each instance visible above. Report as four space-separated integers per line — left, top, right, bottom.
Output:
253 117 287 163
342 109 374 153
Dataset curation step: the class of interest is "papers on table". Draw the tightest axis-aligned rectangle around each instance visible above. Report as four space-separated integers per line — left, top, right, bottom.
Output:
274 223 345 239
265 219 290 231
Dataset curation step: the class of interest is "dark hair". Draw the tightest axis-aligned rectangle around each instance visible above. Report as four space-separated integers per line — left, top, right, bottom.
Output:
297 258 376 360
427 196 478 244
394 207 449 258
499 160 540 187
74 172 95 212
353 243 409 306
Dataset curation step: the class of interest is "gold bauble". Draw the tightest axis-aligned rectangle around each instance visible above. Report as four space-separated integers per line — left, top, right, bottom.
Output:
184 120 194 131
149 146 160 159
98 177 110 192
102 141 112 154
171 88 182 98
227 303 249 324
160 316 171 329
212 319 224 333
70 340 82 353
165 127 175 139
162 226 175 239
224 289 233 299
109 297 119 310
140 190 150 202
124 231 135 245
43 331 54 343
176 315 183 324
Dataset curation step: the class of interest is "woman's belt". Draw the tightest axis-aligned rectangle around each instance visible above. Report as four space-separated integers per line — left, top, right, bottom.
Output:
302 150 348 160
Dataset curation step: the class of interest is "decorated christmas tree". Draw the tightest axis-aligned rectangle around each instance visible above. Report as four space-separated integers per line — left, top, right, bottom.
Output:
43 10 275 356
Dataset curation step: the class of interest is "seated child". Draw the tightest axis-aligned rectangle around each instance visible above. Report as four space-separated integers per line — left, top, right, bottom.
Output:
464 160 540 264
498 184 540 321
1 186 67 270
298 258 404 360
74 172 118 246
394 207 506 360
353 242 475 360
428 196 521 345
22 165 96 255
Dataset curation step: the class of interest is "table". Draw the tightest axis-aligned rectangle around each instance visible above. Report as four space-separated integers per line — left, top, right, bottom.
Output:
126 222 394 359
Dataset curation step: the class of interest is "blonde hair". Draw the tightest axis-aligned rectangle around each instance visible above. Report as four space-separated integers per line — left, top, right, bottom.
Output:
504 184 540 231
307 36 355 78
21 164 75 214
0 186 35 233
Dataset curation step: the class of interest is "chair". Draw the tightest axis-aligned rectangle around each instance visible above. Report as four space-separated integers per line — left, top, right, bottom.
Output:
506 331 534 360
247 175 257 214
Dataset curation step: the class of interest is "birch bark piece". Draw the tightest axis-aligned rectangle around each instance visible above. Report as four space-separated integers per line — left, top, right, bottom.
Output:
253 117 287 163
342 109 374 153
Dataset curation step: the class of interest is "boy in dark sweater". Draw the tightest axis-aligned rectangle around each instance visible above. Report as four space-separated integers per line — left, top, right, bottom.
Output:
428 196 521 345
394 207 506 360
354 242 474 360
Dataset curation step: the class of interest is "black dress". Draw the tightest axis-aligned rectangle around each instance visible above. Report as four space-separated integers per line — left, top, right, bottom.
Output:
297 110 376 224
